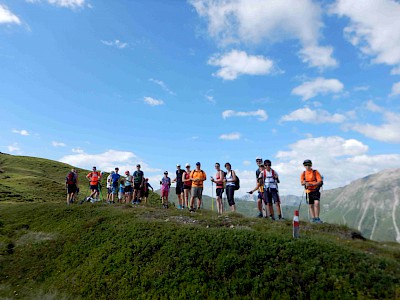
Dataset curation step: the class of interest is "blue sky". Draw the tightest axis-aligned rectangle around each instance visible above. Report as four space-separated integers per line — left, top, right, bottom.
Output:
1 0 400 196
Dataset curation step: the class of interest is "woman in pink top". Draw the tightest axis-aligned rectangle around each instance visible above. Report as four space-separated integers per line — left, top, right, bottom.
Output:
211 162 225 214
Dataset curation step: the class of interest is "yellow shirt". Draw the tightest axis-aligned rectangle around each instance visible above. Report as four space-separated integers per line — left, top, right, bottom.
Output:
190 170 206 187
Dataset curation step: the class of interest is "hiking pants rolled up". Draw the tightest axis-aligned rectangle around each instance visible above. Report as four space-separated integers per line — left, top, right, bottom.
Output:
226 185 235 206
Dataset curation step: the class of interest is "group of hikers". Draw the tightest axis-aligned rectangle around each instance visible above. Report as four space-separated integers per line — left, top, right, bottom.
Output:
65 158 324 223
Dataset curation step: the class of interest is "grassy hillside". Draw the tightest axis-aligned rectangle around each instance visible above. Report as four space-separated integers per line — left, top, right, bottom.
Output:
0 154 399 299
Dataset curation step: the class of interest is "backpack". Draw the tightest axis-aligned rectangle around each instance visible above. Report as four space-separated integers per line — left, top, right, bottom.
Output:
303 170 323 191
225 171 240 190
66 172 76 184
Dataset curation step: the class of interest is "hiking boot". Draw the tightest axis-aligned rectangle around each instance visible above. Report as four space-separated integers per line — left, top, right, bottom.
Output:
189 208 195 212
257 212 263 218
315 217 323 224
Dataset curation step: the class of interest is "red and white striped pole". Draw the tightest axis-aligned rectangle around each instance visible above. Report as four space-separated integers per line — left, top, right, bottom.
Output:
293 210 300 238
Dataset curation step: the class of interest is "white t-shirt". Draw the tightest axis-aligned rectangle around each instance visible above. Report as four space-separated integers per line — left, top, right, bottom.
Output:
258 169 278 189
107 174 112 188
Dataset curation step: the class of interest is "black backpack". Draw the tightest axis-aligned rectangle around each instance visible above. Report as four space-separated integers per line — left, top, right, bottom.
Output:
225 171 240 190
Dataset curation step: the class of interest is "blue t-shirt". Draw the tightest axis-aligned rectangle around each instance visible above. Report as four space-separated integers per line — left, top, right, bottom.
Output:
111 173 121 186
119 183 124 193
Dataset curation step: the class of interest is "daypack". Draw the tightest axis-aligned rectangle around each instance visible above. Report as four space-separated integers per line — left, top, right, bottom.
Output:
66 172 76 184
303 170 323 191
224 171 240 190
263 169 280 184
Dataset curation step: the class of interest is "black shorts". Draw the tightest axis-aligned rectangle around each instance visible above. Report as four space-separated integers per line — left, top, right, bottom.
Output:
176 184 184 194
183 185 191 190
307 190 320 205
107 188 112 194
143 190 149 197
90 185 99 191
258 191 263 200
124 186 132 193
216 188 224 197
263 188 279 205
134 183 141 190
67 184 77 194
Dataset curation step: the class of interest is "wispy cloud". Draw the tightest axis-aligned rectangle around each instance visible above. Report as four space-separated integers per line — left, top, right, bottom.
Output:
101 40 128 49
26 0 87 9
208 50 275 80
0 4 21 25
222 109 268 121
7 143 21 153
281 107 346 124
149 78 175 95
219 132 241 140
390 82 400 97
144 96 164 106
12 129 30 136
72 147 84 153
292 77 344 101
52 141 66 147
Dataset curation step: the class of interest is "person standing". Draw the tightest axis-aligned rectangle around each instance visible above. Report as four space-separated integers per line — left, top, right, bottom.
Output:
255 157 264 217
124 170 133 204
133 164 144 204
224 162 237 212
211 162 225 214
86 166 102 202
111 167 120 204
182 163 192 209
300 159 323 223
160 171 171 208
65 169 77 205
172 164 185 209
106 171 114 203
260 160 282 220
142 178 153 204
189 162 207 212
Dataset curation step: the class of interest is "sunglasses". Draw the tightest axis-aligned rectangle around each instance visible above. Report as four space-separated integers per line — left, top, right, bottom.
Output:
303 164 312 167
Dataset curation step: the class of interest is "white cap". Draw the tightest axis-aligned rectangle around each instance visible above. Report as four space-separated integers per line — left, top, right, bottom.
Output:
256 156 262 160
176 164 181 167
185 163 190 167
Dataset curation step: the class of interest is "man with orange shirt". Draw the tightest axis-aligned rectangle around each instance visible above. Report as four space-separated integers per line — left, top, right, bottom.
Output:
189 162 207 212
86 166 102 202
300 159 323 223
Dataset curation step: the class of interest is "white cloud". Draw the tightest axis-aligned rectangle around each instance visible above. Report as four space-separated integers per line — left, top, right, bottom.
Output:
0 5 21 25
149 78 175 95
27 0 86 9
332 0 400 74
190 0 337 69
12 129 30 136
52 141 66 147
292 77 344 100
390 82 400 97
101 40 128 49
208 50 274 80
281 107 346 123
219 132 241 140
59 149 161 174
243 160 251 166
72 147 84 153
7 143 21 154
143 96 164 106
222 109 268 121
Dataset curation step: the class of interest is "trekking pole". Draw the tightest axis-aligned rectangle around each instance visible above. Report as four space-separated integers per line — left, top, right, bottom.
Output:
211 181 214 212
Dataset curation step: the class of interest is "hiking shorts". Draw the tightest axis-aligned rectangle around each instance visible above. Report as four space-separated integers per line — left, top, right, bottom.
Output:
107 188 112 194
143 190 149 197
118 191 124 200
111 186 118 194
216 188 224 198
67 184 77 194
161 190 169 198
90 185 99 191
176 184 184 194
124 186 132 194
183 185 191 190
263 188 279 205
258 191 263 200
192 187 203 199
134 183 141 190
307 190 320 205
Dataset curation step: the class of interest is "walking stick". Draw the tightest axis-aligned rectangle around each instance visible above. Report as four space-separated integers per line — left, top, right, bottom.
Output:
211 181 214 212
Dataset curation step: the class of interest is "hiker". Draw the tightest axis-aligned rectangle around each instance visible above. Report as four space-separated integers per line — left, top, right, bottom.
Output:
86 166 102 202
211 162 225 214
301 159 323 223
133 164 144 205
124 170 133 204
255 157 265 217
65 168 77 205
172 164 185 209
160 171 171 208
189 162 207 211
142 178 153 204
118 178 125 204
224 162 237 212
182 163 192 208
111 167 120 204
260 160 282 220
106 171 114 202
71 168 79 203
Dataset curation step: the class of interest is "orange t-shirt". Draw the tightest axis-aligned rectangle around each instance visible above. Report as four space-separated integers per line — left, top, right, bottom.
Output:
301 169 322 193
190 170 206 187
87 171 101 186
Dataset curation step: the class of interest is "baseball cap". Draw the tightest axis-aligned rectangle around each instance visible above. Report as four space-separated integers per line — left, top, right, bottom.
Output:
256 156 262 160
176 164 181 167
136 164 140 167
303 159 312 165
185 163 190 167
125 170 129 174
196 162 201 166
164 171 168 174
